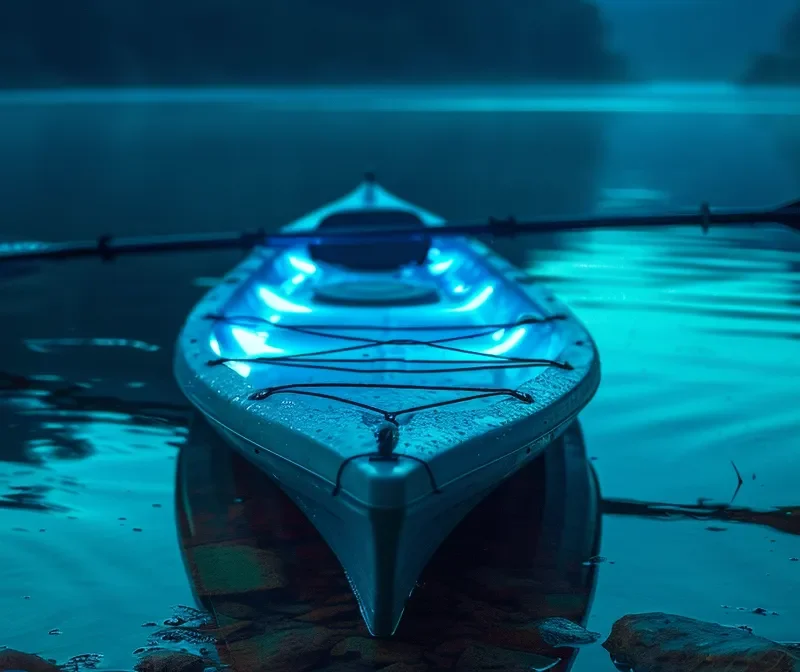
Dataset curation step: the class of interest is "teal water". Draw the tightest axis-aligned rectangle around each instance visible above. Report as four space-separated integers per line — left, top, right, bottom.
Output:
1 86 799 670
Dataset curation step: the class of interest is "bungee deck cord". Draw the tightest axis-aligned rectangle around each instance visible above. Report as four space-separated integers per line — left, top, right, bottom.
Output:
203 313 576 495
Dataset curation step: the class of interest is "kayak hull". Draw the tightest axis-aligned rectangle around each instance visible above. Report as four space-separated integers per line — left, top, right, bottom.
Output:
198 402 581 636
174 178 601 637
176 412 601 671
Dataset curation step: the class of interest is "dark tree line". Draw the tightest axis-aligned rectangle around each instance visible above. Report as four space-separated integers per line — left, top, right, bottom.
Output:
0 0 627 87
742 4 800 84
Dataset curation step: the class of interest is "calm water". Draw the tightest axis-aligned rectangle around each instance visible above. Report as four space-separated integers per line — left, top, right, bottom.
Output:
1 86 799 671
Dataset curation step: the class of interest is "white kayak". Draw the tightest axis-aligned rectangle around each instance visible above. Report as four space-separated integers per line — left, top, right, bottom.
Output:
173 175 600 637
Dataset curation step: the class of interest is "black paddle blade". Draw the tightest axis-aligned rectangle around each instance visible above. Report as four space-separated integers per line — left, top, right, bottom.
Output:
773 199 800 231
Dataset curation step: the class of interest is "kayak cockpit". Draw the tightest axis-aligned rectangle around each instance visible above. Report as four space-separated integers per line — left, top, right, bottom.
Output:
309 208 431 272
247 236 525 320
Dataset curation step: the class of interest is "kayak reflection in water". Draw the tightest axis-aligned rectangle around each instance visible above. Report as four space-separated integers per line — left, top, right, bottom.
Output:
175 417 601 672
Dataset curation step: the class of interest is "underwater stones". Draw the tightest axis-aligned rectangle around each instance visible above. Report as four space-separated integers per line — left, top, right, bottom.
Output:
0 648 61 672
379 663 429 672
184 543 288 594
330 636 423 666
434 638 471 656
133 651 208 672
482 623 547 651
536 617 600 647
454 643 559 672
296 603 359 624
226 625 339 672
480 617 597 652
603 612 800 672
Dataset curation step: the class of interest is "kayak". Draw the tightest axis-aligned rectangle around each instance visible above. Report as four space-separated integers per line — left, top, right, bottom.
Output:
173 174 601 637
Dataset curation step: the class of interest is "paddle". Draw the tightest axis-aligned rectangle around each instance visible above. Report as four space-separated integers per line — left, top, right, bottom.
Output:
1 198 798 265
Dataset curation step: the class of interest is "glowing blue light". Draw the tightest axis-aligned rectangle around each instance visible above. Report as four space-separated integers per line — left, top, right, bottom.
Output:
491 329 505 342
227 361 252 378
288 255 317 274
231 326 284 356
484 327 526 356
290 273 306 285
210 335 251 377
269 314 281 324
258 286 312 314
429 258 454 275
449 284 494 312
453 284 467 294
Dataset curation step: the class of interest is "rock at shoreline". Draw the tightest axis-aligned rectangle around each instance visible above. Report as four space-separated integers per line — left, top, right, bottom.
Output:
603 612 800 672
0 648 61 672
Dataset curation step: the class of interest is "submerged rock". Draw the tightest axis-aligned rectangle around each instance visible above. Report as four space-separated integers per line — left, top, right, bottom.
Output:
331 636 423 665
225 625 339 672
134 650 207 672
536 617 600 648
480 616 598 652
0 648 60 672
603 612 800 672
455 643 560 671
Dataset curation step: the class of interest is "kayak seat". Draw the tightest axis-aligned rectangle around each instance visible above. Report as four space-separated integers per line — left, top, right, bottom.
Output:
309 208 431 272
313 279 440 307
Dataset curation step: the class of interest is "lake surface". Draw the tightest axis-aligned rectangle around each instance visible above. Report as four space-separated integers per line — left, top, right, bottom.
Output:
1 85 799 671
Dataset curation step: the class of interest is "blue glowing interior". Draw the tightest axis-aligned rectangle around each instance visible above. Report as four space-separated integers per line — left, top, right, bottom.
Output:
209 236 565 392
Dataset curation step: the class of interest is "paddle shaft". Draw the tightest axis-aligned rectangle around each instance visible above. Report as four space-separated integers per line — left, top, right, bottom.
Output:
1 203 798 264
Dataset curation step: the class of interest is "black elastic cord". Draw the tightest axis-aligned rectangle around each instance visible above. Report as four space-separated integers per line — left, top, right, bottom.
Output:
203 313 568 496
249 382 533 424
